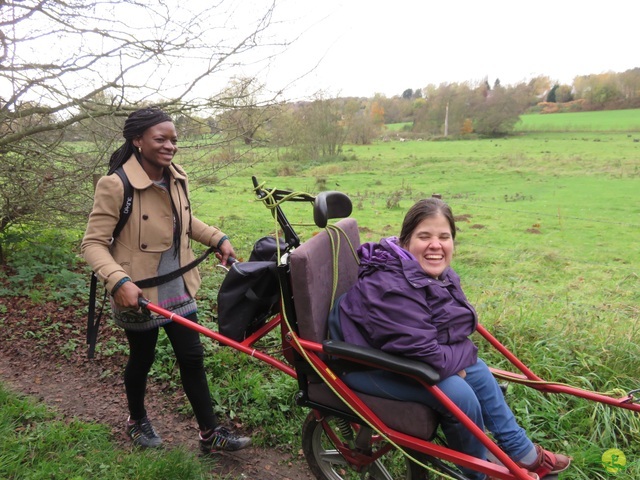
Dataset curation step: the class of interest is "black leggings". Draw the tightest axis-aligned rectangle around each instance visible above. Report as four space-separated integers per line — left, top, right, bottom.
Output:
124 313 217 431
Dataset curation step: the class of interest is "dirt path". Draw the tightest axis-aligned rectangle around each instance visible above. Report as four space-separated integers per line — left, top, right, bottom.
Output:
0 295 313 480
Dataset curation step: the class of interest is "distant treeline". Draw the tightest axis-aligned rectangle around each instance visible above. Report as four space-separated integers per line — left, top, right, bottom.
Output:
374 67 640 136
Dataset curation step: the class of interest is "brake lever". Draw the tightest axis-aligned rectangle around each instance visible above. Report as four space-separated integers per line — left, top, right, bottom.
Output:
216 256 237 272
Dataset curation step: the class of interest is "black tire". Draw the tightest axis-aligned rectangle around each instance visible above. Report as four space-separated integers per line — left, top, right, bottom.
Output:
301 411 432 480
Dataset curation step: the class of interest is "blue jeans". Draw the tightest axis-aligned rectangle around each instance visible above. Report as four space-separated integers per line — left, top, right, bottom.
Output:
342 358 534 480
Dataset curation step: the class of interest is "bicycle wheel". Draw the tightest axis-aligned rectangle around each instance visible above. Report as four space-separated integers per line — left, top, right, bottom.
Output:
301 411 431 480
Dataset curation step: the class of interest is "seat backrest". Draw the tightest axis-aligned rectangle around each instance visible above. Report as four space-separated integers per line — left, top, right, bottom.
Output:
289 218 360 342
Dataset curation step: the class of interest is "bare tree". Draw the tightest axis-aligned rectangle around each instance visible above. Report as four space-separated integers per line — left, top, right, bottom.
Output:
216 77 281 146
0 0 285 261
297 94 346 159
343 98 383 145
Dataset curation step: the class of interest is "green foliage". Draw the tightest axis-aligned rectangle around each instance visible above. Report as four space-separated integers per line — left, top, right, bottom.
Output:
148 329 304 447
0 228 87 306
98 330 130 358
411 81 534 136
385 122 413 132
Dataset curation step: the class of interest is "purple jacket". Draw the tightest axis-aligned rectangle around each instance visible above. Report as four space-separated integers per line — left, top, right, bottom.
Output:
338 237 478 379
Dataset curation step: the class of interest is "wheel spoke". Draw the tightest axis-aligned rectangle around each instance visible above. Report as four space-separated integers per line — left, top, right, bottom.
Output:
318 449 351 466
302 412 426 480
364 459 395 480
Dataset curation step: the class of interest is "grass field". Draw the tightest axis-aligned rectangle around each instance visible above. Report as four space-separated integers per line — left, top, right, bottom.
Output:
3 109 640 479
516 108 640 132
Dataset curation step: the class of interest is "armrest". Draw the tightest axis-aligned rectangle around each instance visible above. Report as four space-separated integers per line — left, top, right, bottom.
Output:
323 339 441 385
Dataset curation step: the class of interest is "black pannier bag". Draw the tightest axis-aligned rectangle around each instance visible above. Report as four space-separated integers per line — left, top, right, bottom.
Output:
217 237 287 341
247 236 287 262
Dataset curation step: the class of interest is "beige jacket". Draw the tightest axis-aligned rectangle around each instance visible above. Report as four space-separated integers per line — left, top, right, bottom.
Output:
81 156 226 305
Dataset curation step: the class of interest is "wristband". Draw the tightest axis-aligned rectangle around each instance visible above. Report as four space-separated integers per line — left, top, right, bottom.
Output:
111 276 131 296
216 235 229 249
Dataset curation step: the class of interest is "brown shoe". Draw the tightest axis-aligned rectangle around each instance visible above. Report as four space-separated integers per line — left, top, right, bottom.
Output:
516 444 571 478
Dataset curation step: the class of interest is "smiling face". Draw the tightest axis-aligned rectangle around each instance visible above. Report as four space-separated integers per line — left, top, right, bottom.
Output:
405 213 454 279
133 121 178 180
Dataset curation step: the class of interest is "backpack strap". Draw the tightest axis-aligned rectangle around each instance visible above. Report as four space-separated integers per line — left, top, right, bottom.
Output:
87 167 133 359
86 272 107 359
112 167 133 241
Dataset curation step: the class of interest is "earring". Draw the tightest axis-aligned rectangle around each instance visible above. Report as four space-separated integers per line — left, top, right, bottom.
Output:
137 147 142 153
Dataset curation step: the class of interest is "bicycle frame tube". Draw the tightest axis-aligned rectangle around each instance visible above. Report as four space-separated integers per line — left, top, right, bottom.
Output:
477 323 640 412
139 299 296 378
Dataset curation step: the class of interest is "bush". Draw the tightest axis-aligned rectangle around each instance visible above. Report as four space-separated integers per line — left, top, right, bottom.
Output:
0 228 87 305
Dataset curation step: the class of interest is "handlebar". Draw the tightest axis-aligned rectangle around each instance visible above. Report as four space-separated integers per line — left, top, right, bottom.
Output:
251 175 353 245
252 176 302 248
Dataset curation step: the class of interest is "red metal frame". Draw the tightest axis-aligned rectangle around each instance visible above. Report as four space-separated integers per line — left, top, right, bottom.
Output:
292 335 532 479
477 324 640 412
140 300 295 378
139 299 639 479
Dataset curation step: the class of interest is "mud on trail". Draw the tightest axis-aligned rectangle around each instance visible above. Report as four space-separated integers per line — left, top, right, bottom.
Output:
0 295 313 480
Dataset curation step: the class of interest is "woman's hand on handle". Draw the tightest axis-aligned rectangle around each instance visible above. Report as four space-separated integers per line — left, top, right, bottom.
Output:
138 297 150 309
216 239 236 267
113 280 143 309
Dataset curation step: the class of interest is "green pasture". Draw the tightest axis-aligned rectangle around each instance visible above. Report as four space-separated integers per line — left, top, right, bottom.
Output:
516 108 640 132
188 132 640 298
184 128 640 367
189 130 640 370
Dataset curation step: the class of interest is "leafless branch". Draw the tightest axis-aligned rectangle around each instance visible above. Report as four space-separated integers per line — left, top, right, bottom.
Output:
0 0 290 241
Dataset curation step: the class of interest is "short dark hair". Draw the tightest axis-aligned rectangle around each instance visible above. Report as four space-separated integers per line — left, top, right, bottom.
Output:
398 198 456 248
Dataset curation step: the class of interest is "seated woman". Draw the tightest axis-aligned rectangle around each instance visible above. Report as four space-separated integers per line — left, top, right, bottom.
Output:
332 198 570 480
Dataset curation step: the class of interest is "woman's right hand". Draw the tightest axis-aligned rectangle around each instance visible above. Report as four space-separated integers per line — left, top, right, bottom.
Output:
216 239 236 267
113 280 143 309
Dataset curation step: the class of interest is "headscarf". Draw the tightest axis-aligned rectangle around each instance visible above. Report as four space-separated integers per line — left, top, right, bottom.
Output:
108 107 173 174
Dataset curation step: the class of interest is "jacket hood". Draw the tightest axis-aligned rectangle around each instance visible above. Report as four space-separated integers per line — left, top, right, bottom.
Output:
358 237 402 276
358 236 452 288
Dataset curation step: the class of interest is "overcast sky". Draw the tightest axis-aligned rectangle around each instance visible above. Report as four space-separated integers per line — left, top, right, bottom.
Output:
12 0 636 105
259 0 638 99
